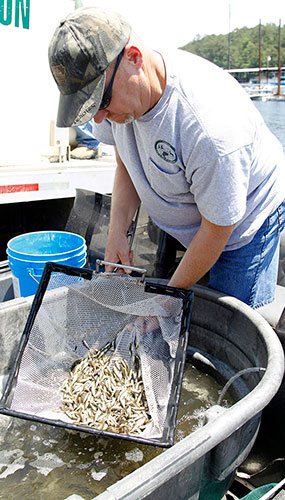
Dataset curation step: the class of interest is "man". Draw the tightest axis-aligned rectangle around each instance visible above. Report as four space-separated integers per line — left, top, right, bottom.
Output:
49 6 285 308
71 120 100 160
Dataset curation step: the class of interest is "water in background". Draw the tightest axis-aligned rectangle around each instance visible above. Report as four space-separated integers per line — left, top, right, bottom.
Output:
253 100 285 150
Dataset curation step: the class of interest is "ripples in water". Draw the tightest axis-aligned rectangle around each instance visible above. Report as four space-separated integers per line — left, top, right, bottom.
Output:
0 363 228 500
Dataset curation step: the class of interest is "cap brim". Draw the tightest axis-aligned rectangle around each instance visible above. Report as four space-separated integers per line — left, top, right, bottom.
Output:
56 72 106 127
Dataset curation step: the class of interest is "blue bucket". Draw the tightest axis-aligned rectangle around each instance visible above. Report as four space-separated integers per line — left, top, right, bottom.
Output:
7 231 87 297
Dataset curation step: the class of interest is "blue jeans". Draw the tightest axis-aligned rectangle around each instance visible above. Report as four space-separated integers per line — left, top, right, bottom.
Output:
208 201 285 308
75 121 100 150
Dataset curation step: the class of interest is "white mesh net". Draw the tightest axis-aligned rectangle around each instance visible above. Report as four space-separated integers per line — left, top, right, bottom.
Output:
7 270 192 444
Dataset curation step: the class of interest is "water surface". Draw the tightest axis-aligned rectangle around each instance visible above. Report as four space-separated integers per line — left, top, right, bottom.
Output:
253 100 285 150
0 363 227 500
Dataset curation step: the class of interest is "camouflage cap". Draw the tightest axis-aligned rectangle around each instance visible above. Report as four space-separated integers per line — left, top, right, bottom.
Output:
48 6 131 127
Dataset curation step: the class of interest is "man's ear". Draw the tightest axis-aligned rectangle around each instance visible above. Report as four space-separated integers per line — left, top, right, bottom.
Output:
124 44 143 67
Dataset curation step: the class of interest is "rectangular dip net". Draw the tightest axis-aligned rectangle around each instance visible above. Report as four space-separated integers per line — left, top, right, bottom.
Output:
0 262 193 447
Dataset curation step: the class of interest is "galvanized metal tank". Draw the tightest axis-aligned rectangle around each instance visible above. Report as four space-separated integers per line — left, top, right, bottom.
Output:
0 284 283 499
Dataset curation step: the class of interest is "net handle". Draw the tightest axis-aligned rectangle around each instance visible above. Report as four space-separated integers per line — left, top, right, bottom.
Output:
95 259 147 282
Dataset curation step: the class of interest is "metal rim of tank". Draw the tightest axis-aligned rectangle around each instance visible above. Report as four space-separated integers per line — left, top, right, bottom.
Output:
191 284 285 412
93 285 285 500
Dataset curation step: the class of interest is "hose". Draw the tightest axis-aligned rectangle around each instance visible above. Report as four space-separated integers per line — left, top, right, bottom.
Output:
217 367 266 406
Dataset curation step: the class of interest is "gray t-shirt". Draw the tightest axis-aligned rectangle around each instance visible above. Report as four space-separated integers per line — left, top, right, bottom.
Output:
93 49 285 250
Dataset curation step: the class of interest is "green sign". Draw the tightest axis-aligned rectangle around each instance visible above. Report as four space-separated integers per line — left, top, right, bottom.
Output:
0 0 30 29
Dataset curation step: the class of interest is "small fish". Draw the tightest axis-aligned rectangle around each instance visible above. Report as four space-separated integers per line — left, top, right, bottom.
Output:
60 348 151 435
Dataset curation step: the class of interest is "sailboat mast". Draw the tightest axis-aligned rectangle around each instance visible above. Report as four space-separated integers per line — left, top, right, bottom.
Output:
277 19 281 97
227 2 231 70
258 20 262 88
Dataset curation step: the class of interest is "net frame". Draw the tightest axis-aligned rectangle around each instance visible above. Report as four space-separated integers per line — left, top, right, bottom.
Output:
0 262 193 447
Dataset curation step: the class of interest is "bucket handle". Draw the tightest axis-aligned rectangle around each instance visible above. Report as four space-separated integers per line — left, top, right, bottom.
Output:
27 268 41 285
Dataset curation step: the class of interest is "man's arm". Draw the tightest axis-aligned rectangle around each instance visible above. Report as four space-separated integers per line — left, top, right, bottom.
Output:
168 216 235 289
104 148 141 271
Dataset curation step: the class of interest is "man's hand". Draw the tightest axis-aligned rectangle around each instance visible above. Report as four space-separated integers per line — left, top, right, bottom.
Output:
104 230 133 273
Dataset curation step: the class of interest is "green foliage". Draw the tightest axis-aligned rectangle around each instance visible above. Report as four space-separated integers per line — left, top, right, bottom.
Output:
181 23 285 69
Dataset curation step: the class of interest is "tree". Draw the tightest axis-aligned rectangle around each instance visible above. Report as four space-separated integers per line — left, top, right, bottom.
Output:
181 23 285 70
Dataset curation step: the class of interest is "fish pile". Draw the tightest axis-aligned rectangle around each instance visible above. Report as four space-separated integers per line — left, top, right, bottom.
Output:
61 348 151 435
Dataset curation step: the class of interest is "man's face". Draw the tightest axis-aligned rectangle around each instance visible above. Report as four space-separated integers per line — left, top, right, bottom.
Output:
93 77 136 125
92 46 145 125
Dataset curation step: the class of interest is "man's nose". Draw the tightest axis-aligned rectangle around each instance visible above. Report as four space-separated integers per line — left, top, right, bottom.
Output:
93 109 109 123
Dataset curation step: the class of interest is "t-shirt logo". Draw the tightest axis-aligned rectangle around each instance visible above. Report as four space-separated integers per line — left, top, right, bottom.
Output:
155 141 177 163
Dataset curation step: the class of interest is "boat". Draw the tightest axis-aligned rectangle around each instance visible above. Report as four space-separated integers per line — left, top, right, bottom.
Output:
244 83 277 100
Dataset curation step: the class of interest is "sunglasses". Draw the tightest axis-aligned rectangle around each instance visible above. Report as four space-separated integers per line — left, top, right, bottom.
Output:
99 49 124 111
